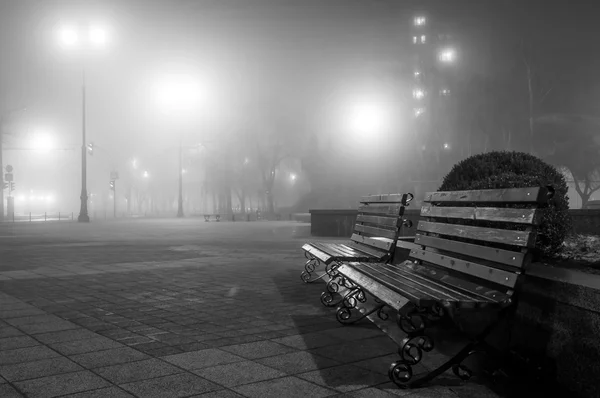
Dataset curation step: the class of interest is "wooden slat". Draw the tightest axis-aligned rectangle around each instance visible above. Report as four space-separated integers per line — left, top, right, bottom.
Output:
357 204 402 216
344 242 388 259
414 234 526 268
301 244 333 264
424 187 548 204
336 264 411 311
420 205 541 225
354 224 397 239
356 214 398 227
403 262 510 303
351 234 393 251
409 248 520 288
417 221 534 247
360 194 408 203
396 239 420 251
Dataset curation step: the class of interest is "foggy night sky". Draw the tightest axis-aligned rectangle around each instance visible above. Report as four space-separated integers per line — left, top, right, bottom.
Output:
1 0 599 209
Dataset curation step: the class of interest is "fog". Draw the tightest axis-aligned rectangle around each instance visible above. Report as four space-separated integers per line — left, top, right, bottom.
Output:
1 0 599 219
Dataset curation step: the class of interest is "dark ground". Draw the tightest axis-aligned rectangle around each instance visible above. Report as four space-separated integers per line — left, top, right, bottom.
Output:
0 219 504 397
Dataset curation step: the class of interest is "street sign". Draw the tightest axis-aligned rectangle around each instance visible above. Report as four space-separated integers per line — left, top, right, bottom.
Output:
4 173 13 182
5 165 13 172
110 171 119 180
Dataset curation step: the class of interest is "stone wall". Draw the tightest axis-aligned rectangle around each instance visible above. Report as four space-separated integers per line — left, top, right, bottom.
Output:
310 208 600 237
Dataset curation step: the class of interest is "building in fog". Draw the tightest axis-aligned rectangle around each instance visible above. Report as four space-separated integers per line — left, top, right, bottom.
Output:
409 13 457 181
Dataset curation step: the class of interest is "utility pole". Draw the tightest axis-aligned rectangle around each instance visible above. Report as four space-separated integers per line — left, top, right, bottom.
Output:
113 180 117 218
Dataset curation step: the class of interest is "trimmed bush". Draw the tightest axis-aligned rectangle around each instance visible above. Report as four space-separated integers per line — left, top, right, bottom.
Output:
439 151 571 257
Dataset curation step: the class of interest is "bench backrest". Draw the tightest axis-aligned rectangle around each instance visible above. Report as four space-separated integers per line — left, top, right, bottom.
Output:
410 186 553 300
351 193 413 259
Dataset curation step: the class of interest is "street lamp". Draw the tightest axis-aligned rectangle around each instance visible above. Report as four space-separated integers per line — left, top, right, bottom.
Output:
439 48 456 63
154 73 203 218
57 22 110 223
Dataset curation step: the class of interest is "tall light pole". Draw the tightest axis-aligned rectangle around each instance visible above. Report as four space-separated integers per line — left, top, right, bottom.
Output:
154 73 203 218
177 134 184 217
57 23 109 222
0 107 26 222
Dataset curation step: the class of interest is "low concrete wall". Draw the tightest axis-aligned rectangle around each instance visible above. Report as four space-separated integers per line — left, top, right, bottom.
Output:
309 208 600 237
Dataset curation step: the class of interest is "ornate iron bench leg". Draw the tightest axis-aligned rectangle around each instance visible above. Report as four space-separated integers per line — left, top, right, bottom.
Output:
320 271 357 307
300 252 328 283
389 305 510 389
335 289 387 325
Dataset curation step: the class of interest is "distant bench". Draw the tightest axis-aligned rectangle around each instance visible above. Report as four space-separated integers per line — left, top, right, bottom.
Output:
326 186 554 388
301 193 413 286
204 214 221 222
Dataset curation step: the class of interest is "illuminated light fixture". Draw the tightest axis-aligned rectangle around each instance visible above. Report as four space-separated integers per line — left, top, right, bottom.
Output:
58 25 79 47
290 173 297 181
143 171 149 178
439 48 456 63
414 16 426 26
420 35 426 44
412 36 418 44
88 25 108 46
414 70 421 77
413 89 425 100
440 88 451 96
414 108 425 117
443 142 451 150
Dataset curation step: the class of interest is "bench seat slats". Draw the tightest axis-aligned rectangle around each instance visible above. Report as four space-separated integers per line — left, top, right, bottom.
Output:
356 214 398 227
312 242 371 260
414 234 526 268
417 221 534 247
350 234 393 251
339 262 504 309
420 205 541 225
344 242 388 259
302 242 386 264
424 187 548 204
409 248 519 288
354 224 397 240
357 204 402 216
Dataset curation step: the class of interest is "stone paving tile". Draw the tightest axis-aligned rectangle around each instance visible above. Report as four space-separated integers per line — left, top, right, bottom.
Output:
94 358 182 384
120 372 222 398
189 390 246 398
162 348 246 370
0 345 61 366
146 346 185 357
271 331 343 350
193 360 287 387
0 383 24 398
60 386 136 397
257 351 341 375
297 363 389 393
0 326 24 339
0 356 84 382
33 328 99 344
69 346 150 368
0 308 47 318
5 314 66 327
348 386 412 397
220 340 299 360
308 336 398 364
232 375 337 398
49 336 124 355
0 335 40 350
14 370 111 398
16 319 80 335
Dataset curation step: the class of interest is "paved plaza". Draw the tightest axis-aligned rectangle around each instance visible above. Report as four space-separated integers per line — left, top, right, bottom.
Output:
0 219 507 397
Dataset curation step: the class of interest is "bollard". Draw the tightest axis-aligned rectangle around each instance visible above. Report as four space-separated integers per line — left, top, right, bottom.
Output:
12 212 15 223
232 214 235 222
247 213 250 222
45 212 47 222
72 212 73 220
59 212 61 221
29 212 31 222
289 213 292 221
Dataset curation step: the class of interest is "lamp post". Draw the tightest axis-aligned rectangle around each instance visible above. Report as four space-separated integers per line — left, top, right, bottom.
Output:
0 107 26 222
57 23 109 222
154 73 202 218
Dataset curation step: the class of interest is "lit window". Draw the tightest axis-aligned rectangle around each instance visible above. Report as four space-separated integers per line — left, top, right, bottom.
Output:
440 88 451 96
414 70 421 77
414 108 425 117
414 16 426 26
443 142 451 150
413 89 425 100
412 36 417 44
420 35 426 44
439 48 456 63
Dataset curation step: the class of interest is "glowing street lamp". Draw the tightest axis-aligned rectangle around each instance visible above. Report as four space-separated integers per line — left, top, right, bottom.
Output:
143 170 149 178
57 22 111 223
154 73 203 218
30 131 55 153
290 173 297 182
439 48 456 63
348 102 388 137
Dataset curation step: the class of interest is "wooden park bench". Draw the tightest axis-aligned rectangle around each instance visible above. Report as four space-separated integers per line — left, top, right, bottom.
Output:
204 214 221 222
326 186 554 389
300 193 414 289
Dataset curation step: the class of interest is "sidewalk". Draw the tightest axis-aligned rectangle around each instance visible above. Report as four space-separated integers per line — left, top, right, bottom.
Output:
1 220 500 397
